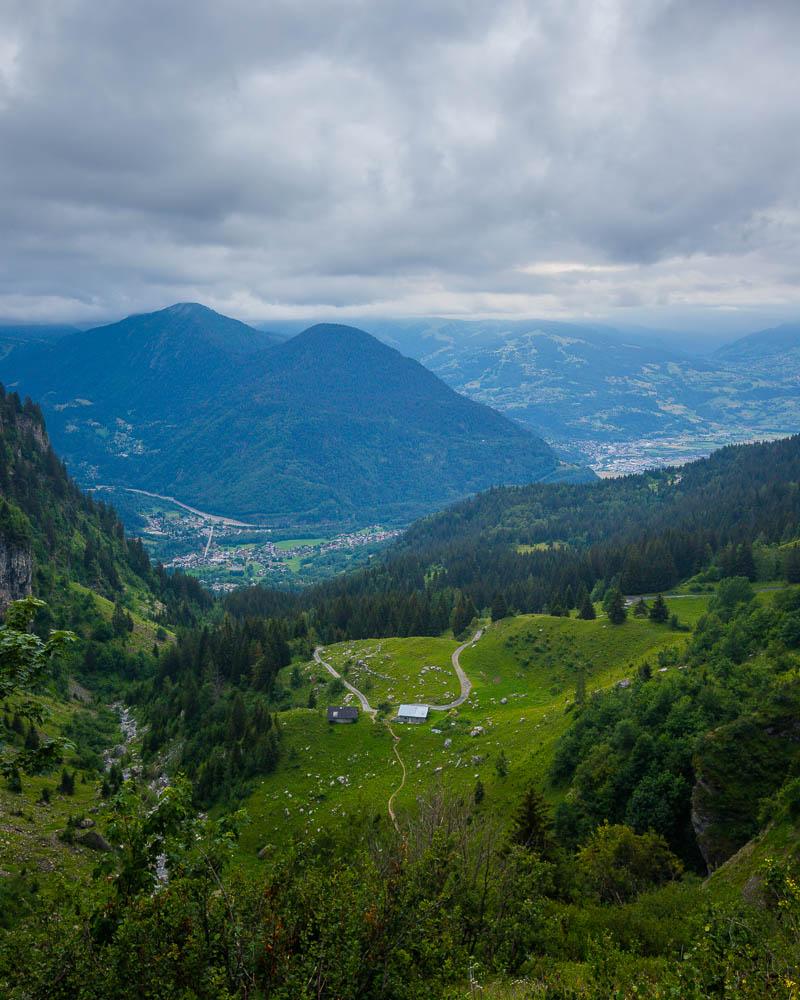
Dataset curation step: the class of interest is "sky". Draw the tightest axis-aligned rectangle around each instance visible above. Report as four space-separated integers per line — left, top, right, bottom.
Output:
1 0 799 334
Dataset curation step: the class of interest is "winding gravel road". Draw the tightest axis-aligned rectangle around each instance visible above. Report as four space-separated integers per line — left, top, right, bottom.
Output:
313 628 482 716
314 629 484 831
426 628 482 711
313 646 377 715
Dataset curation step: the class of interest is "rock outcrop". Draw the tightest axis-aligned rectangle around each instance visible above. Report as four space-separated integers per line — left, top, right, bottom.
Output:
0 537 32 611
691 706 800 872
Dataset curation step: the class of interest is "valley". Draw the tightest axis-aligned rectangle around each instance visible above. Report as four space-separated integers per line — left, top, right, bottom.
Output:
2 376 800 998
102 485 401 589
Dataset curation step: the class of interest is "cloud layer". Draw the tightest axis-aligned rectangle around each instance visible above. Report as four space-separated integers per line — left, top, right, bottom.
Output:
1 0 799 327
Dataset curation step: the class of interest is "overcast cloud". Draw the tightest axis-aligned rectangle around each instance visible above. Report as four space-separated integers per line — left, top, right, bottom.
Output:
0 0 799 330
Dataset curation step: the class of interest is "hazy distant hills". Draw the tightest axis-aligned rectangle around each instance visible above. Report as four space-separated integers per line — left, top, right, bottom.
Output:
0 304 578 527
360 318 800 450
714 322 800 376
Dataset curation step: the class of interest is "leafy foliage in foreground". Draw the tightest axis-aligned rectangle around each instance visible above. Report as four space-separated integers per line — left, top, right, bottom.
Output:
2 780 799 999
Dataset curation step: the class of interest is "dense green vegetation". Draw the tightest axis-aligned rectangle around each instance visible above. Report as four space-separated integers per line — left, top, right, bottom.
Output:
2 401 800 997
224 435 800 645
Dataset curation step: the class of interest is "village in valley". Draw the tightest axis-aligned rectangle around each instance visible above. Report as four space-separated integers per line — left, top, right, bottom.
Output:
137 503 400 589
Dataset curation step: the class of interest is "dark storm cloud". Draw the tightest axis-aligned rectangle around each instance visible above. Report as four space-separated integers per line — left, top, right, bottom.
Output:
0 0 799 323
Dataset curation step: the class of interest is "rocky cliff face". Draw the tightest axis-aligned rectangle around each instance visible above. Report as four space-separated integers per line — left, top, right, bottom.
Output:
0 538 32 610
691 707 800 872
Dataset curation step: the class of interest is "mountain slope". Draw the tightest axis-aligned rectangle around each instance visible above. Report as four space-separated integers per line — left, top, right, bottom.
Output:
0 311 581 528
714 321 800 375
4 302 279 415
424 322 800 443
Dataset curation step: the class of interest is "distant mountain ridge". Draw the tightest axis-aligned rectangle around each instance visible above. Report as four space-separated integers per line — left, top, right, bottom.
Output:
714 322 800 374
356 317 800 449
0 305 582 528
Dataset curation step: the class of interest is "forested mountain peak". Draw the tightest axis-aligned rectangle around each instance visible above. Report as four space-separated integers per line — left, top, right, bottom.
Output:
0 306 582 527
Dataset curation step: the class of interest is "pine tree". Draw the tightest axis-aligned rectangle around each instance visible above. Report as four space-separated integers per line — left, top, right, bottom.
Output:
735 542 756 581
785 545 800 584
226 693 248 744
511 783 552 854
649 594 669 624
474 777 485 805
633 598 649 618
450 594 475 637
495 749 508 778
490 592 508 622
607 589 627 625
578 594 596 620
307 688 317 709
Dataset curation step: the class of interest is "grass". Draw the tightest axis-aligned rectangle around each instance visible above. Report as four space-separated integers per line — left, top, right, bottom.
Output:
318 636 461 707
236 610 690 866
69 582 175 653
274 537 327 551
0 692 119 891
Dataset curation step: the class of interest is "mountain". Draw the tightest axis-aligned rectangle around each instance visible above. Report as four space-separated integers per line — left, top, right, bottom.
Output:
0 308 581 528
359 318 800 465
714 322 800 376
0 323 80 364
0 386 157 607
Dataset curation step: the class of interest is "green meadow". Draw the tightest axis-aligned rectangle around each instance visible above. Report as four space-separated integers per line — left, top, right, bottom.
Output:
237 608 695 864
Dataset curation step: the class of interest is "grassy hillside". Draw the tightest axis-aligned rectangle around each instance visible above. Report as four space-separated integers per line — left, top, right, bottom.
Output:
237 604 698 862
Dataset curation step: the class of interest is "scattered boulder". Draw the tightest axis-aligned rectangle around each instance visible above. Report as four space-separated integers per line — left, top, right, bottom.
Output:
500 697 508 705
78 830 112 852
470 726 485 737
443 738 452 749
77 817 95 829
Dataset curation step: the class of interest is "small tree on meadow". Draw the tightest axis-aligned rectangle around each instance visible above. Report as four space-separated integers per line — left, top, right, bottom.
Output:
649 594 669 624
607 590 627 625
578 594 596 620
633 598 649 618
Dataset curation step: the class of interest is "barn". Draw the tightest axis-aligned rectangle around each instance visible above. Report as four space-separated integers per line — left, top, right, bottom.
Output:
396 704 429 724
327 706 359 724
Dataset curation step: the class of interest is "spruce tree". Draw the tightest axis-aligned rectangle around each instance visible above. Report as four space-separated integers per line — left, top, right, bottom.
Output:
511 783 552 854
490 592 508 622
473 777 485 805
649 594 669 624
578 594 596 620
607 589 627 625
633 598 649 618
785 545 800 584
